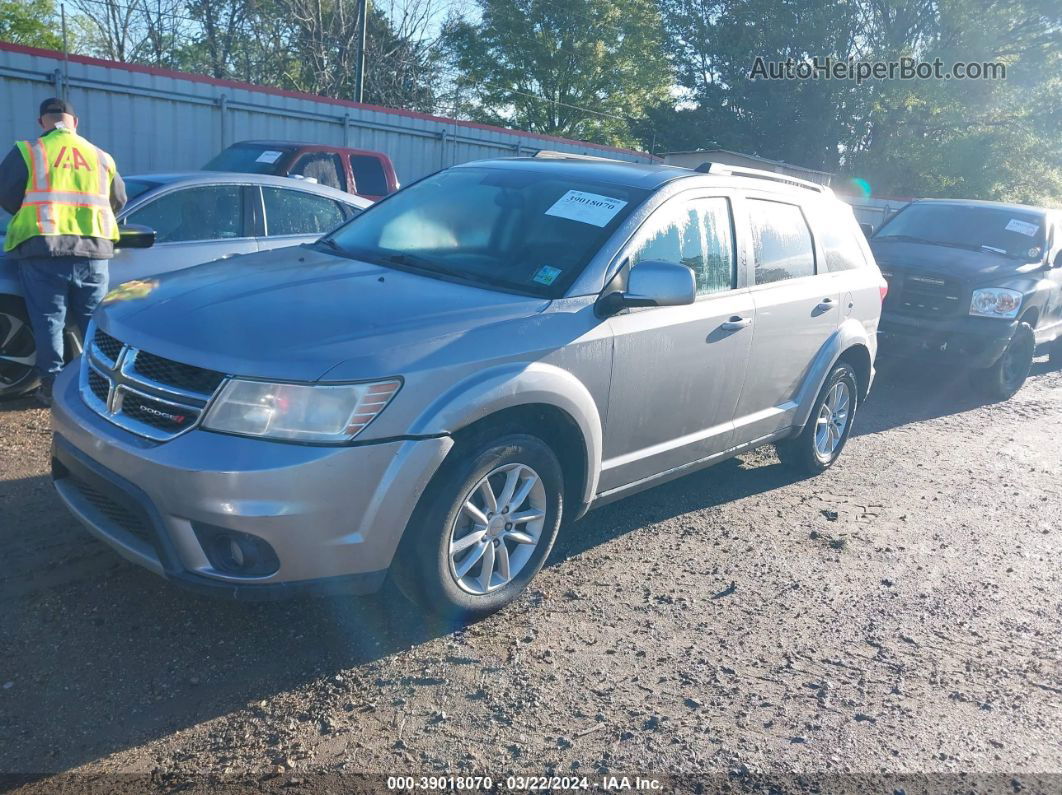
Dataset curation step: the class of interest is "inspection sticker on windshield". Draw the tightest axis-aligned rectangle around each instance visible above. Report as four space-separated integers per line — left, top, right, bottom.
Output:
545 190 628 227
255 150 283 164
532 265 563 286
1005 218 1039 237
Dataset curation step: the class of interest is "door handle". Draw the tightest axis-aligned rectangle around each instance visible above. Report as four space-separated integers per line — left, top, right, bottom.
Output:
816 297 836 310
720 316 752 331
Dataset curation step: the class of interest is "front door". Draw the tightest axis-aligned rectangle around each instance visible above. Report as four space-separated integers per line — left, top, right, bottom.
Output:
119 183 257 281
599 194 754 493
730 195 842 443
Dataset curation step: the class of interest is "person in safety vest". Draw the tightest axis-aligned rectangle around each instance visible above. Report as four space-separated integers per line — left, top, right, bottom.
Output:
0 97 126 406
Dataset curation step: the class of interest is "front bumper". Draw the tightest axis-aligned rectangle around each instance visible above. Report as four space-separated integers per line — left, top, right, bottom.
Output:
50 365 453 599
877 311 1017 369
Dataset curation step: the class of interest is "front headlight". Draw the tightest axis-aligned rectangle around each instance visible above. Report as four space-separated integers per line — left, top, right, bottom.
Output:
202 379 401 442
970 288 1023 319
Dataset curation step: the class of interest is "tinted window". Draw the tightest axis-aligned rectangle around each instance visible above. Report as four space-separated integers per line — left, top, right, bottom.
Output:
350 155 389 196
748 200 815 284
325 166 648 297
262 188 347 237
203 144 293 175
291 153 346 192
127 185 245 243
874 203 1046 258
632 197 735 295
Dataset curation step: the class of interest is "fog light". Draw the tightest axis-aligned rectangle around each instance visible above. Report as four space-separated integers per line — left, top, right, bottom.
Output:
193 524 279 576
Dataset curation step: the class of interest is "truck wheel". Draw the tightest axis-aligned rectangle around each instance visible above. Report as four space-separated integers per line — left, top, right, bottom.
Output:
776 361 859 474
391 433 564 621
975 322 1034 401
0 296 39 399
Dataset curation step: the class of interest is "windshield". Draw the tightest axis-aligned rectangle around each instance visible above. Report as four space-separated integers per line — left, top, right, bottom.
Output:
874 203 1046 259
203 144 294 175
123 179 160 202
323 166 650 296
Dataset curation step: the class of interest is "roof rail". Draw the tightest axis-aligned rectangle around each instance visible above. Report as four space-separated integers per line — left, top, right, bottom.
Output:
694 161 831 194
533 150 623 163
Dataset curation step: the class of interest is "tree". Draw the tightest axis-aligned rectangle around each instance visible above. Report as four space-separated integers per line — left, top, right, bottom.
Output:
0 0 63 49
444 0 672 147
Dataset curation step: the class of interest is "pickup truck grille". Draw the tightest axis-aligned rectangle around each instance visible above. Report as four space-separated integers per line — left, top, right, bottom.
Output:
882 271 964 318
80 326 227 442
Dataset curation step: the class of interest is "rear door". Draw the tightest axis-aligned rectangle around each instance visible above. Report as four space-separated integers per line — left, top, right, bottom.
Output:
729 193 842 444
289 152 348 192
118 183 257 280
599 192 755 493
255 186 358 252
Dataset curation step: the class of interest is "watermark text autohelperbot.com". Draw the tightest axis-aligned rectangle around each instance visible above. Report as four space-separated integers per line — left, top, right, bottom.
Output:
749 56 1006 84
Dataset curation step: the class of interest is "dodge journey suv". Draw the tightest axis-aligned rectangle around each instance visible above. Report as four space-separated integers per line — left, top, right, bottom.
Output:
51 156 884 618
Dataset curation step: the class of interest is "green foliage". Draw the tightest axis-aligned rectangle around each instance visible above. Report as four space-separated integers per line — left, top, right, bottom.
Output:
444 0 673 148
0 0 63 49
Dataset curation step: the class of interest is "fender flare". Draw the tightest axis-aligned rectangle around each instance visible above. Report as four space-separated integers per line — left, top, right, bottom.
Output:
406 361 604 510
791 318 875 432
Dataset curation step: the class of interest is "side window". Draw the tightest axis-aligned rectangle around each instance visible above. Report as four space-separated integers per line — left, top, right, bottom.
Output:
262 188 347 237
349 155 389 196
291 153 347 192
127 185 245 244
815 207 870 272
631 197 735 295
747 199 816 285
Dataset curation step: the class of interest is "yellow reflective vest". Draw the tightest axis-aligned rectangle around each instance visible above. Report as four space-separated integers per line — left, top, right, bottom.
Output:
3 128 119 253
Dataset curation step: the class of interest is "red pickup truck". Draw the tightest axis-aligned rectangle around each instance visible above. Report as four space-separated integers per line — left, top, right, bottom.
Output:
203 140 399 201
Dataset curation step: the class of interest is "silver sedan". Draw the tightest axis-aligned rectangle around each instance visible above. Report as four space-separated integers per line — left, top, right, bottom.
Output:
0 172 371 397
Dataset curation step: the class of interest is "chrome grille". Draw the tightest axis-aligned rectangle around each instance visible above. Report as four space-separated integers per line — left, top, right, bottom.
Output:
80 326 226 442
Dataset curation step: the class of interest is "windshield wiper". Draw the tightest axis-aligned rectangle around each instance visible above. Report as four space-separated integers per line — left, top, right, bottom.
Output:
876 234 980 252
315 238 346 254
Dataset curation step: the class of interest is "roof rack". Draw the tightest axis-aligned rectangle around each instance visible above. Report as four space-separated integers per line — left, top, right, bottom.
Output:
533 150 623 163
694 161 831 194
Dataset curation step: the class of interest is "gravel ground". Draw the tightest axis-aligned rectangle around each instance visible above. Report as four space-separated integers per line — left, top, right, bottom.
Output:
0 359 1060 792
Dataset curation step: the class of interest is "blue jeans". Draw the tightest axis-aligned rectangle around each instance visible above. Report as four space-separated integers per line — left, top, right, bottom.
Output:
18 257 109 379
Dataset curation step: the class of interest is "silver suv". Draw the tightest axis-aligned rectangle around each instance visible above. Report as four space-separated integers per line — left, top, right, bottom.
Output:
50 157 884 618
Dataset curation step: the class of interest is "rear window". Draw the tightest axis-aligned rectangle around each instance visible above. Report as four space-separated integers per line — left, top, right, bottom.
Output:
203 144 294 175
811 204 870 272
350 155 389 196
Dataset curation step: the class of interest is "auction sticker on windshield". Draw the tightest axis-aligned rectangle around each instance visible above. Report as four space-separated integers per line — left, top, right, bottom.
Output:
532 265 562 286
255 150 284 164
1005 218 1039 237
545 190 628 227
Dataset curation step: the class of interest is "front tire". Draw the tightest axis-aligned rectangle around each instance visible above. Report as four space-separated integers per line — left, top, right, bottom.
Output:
391 433 564 621
974 322 1034 401
776 362 859 474
0 295 39 399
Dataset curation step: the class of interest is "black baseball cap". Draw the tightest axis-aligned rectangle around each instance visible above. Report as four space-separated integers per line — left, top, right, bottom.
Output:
39 97 75 116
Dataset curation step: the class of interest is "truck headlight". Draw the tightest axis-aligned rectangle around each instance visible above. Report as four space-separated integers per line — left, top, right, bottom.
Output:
970 288 1022 319
202 379 401 442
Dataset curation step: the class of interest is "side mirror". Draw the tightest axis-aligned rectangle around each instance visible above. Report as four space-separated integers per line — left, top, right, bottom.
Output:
597 260 696 315
117 224 156 249
859 222 874 238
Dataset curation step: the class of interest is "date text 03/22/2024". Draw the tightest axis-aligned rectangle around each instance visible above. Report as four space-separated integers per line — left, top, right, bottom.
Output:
386 775 664 791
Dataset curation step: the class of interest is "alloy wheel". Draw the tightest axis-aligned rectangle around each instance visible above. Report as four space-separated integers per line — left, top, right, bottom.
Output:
0 308 37 395
814 380 851 460
448 462 547 595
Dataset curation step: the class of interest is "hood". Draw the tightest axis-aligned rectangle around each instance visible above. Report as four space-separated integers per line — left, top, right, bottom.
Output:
98 246 549 381
869 238 1038 281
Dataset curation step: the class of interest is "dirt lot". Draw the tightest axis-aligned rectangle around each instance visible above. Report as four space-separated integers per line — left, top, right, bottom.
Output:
1 359 1060 792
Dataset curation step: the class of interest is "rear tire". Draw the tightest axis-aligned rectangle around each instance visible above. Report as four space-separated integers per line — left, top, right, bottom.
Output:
391 433 564 622
776 362 859 474
974 322 1034 401
0 295 39 399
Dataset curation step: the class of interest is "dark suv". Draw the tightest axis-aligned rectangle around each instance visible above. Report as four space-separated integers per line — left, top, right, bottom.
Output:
871 199 1062 399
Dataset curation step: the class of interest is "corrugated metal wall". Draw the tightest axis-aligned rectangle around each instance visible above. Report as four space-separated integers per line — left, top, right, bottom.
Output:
0 43 654 184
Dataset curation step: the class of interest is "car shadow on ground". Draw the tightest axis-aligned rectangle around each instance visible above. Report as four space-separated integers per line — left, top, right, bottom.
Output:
2 358 1057 777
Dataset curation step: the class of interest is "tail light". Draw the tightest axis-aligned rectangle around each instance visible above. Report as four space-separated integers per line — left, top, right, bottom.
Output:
879 277 889 303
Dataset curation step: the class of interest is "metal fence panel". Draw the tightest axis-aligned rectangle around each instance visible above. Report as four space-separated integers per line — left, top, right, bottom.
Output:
0 43 654 184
